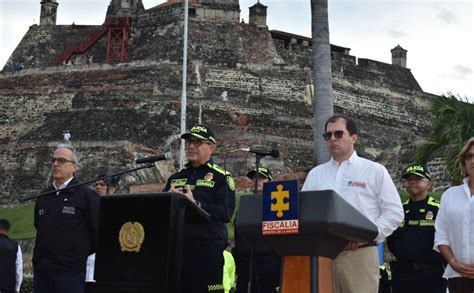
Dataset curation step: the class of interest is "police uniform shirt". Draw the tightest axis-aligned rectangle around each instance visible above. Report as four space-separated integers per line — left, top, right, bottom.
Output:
387 196 444 264
164 160 236 241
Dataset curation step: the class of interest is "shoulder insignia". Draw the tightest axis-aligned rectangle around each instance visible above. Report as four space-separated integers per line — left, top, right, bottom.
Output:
207 162 231 176
427 196 440 208
226 175 235 191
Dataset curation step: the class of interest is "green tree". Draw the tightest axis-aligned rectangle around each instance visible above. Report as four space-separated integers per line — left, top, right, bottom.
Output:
311 0 333 165
415 93 474 184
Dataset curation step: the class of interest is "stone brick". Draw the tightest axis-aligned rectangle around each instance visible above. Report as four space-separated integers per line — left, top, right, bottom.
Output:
0 2 447 204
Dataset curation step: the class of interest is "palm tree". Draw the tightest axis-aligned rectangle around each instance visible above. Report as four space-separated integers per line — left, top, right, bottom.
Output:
415 93 474 184
311 0 333 165
311 1 334 291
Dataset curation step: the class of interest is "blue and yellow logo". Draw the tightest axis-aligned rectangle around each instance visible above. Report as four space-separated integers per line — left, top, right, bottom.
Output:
262 180 299 235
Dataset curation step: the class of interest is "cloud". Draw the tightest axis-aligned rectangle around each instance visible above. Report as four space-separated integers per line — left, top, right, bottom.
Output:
453 65 472 80
387 29 407 39
436 8 459 24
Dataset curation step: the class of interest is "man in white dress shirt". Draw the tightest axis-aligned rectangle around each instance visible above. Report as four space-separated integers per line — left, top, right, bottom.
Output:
302 114 404 293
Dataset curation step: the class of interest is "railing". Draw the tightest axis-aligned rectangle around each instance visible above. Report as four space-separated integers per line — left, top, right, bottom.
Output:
56 17 131 65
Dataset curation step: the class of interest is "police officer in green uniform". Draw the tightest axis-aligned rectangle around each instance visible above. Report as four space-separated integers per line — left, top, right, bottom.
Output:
164 125 236 293
387 164 446 293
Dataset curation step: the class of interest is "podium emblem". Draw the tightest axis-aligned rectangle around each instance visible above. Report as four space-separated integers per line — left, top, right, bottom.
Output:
271 184 289 217
262 180 299 236
119 222 145 253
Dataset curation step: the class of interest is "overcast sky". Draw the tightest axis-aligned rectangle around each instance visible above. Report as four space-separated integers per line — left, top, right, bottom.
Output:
1 0 473 101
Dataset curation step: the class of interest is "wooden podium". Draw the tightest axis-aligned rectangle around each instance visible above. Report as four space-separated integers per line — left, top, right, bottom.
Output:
235 190 378 293
93 193 210 293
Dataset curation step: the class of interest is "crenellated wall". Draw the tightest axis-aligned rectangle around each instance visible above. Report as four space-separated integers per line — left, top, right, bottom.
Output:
0 2 448 204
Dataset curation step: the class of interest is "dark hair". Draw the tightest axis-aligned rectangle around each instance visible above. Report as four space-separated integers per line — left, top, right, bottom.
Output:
458 137 474 176
97 174 120 187
325 114 358 135
0 219 11 231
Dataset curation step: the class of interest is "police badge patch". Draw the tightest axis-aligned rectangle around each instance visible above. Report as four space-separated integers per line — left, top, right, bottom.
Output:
205 172 214 181
426 211 434 220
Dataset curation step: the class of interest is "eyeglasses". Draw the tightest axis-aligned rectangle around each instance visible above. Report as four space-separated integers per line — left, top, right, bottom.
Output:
185 139 210 147
322 130 345 141
51 157 75 165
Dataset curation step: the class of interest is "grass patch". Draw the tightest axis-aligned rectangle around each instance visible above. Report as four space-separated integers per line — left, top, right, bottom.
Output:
0 202 36 239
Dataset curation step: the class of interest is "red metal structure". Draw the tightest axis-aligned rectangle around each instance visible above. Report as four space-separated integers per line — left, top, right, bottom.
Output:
57 16 131 65
105 17 131 62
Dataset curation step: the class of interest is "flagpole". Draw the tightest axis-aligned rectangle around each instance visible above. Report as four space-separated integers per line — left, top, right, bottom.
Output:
179 0 189 169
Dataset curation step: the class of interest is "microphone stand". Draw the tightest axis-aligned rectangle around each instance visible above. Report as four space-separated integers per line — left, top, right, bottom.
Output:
22 162 156 202
253 154 264 194
248 154 264 293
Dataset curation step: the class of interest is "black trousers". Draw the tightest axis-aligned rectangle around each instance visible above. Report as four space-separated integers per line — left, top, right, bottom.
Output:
84 281 95 293
235 256 281 293
391 269 446 293
378 267 391 293
448 277 474 293
182 239 225 293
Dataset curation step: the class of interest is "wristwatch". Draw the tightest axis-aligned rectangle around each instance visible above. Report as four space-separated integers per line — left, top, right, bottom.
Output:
195 201 202 208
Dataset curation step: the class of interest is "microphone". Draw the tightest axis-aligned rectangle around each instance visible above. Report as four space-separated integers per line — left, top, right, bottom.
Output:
240 147 279 158
135 152 172 164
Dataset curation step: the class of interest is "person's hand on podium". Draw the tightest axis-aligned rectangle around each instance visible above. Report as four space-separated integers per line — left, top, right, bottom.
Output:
345 241 377 250
345 242 364 251
169 185 197 204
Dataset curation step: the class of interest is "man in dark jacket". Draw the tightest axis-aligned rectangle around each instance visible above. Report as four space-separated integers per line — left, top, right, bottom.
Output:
234 167 281 293
32 144 100 293
387 164 446 293
0 218 23 293
164 125 236 293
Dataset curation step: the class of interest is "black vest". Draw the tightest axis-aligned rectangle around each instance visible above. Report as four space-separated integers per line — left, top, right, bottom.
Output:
0 234 18 291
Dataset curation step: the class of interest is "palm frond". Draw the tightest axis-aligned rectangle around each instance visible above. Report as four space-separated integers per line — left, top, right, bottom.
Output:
415 93 474 184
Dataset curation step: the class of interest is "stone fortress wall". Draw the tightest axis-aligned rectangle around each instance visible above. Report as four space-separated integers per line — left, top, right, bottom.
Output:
0 0 449 204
